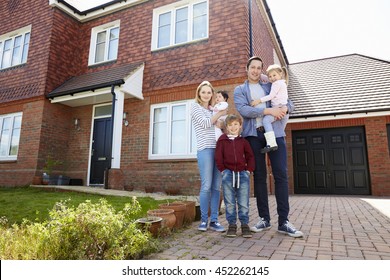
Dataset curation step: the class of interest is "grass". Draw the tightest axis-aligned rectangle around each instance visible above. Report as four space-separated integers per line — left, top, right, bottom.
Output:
0 186 169 224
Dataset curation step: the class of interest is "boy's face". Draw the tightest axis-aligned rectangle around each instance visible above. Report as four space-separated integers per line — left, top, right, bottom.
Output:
215 93 225 103
226 120 242 136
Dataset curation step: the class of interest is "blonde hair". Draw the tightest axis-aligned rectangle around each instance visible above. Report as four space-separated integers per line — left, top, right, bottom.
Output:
266 64 289 85
195 80 215 106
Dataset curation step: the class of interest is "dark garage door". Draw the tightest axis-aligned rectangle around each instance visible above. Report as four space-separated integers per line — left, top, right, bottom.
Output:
292 126 370 195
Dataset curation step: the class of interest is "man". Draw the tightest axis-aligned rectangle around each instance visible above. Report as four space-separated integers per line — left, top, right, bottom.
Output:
234 56 303 238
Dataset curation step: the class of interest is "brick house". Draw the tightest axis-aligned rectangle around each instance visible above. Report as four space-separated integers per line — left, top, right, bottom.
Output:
1 0 389 196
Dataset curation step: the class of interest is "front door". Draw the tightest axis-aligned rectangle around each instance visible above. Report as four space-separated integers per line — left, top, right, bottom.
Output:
292 126 370 195
89 117 112 185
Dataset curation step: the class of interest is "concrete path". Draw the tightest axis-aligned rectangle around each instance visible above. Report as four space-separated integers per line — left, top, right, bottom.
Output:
32 185 390 260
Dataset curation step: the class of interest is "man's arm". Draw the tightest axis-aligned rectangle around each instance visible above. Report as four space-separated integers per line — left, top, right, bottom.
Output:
233 85 264 119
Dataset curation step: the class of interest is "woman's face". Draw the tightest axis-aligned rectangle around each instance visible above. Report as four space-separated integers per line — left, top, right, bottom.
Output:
198 85 213 105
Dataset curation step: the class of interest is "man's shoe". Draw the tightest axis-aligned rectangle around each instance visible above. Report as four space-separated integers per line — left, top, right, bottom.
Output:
226 224 237 238
241 224 252 238
198 221 208 231
209 222 225 232
250 218 271 232
278 221 303 238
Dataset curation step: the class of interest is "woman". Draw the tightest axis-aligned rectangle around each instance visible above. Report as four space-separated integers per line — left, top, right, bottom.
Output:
191 81 227 232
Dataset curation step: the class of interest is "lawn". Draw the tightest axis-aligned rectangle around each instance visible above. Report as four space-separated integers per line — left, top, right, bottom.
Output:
0 186 167 224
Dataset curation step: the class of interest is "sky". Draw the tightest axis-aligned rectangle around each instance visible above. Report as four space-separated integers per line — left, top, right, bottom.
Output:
267 0 390 63
66 0 390 64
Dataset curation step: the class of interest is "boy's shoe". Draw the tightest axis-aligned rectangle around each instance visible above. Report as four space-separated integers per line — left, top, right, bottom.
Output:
209 222 225 232
241 224 252 238
226 224 237 238
278 221 303 238
250 218 271 232
198 221 208 231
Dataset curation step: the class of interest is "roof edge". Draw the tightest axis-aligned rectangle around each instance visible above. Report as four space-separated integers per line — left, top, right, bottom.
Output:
289 53 390 66
48 79 124 99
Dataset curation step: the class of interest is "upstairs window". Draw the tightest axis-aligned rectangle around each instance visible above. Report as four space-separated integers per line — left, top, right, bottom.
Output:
0 113 22 161
0 26 31 70
151 0 208 50
149 101 197 159
89 20 120 65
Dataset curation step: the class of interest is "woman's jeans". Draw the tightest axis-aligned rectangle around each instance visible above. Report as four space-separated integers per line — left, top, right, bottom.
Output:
197 148 221 223
221 170 250 225
246 132 290 226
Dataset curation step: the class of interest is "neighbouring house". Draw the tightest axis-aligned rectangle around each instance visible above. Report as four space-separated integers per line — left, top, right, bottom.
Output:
287 54 390 196
0 0 389 196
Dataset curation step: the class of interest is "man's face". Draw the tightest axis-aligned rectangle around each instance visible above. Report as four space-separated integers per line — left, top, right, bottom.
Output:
247 60 263 83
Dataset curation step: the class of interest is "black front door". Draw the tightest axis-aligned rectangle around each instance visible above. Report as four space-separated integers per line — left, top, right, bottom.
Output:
90 117 112 185
292 126 370 195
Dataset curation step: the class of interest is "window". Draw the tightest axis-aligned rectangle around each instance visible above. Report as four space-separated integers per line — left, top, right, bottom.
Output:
151 0 208 50
149 101 196 159
0 26 30 70
0 113 22 161
89 20 120 65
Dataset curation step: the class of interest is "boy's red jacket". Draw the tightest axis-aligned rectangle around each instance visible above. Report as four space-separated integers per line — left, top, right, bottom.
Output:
215 134 255 172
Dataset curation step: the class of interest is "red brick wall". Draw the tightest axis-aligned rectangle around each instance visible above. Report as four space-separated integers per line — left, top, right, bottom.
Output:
0 0 51 103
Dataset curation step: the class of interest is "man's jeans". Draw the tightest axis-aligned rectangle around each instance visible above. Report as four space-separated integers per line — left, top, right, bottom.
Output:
246 132 290 226
197 148 221 223
221 169 250 225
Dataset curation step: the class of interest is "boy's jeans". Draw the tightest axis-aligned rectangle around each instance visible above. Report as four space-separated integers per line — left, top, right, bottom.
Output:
197 148 221 223
221 170 250 225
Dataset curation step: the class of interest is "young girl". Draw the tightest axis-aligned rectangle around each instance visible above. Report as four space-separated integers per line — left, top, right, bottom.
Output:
211 90 229 141
251 64 289 153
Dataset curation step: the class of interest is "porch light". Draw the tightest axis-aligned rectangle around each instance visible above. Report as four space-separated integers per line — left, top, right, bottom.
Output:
123 112 129 127
74 118 80 131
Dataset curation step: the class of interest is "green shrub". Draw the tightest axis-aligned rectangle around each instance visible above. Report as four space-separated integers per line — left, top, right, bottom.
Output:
0 198 159 260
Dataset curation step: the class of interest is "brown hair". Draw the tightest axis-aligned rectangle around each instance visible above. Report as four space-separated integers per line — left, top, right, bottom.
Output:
225 114 242 126
246 56 263 70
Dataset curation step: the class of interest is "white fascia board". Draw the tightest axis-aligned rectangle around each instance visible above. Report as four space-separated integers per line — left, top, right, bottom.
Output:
120 63 144 100
48 0 148 23
289 111 390 123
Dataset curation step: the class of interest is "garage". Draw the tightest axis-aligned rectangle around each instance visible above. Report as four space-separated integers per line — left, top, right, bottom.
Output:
292 126 370 195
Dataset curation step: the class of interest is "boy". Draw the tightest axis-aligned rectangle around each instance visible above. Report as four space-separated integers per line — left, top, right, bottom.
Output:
215 114 255 238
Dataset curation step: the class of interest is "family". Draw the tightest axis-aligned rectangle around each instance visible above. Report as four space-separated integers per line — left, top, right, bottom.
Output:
191 56 303 239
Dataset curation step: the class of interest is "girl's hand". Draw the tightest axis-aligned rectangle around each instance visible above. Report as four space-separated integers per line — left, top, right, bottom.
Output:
250 99 261 107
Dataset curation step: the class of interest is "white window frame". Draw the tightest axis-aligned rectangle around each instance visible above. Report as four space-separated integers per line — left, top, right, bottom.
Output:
151 0 209 51
0 25 31 70
0 112 22 161
88 20 120 66
149 100 196 160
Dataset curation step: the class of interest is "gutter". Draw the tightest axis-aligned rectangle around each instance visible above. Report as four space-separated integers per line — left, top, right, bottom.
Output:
105 84 117 189
248 0 253 57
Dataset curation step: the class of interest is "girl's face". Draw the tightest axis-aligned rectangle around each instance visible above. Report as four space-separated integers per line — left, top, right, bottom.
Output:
268 70 283 83
198 85 213 106
215 93 226 103
226 120 242 136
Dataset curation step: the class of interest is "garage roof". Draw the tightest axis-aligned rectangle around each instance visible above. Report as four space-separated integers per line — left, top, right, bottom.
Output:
288 54 390 118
